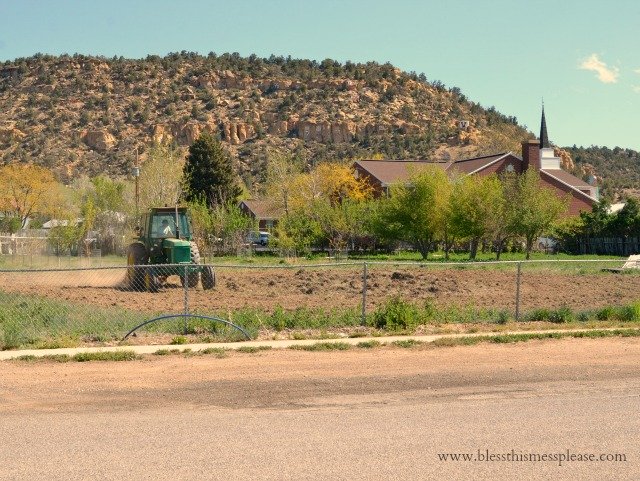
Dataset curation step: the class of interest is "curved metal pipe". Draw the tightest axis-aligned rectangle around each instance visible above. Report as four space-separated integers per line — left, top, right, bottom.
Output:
123 314 252 341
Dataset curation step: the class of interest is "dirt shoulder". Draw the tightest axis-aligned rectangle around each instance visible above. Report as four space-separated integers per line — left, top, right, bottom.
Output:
1 337 639 415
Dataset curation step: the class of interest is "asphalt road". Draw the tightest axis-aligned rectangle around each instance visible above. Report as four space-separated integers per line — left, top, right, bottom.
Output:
1 339 639 480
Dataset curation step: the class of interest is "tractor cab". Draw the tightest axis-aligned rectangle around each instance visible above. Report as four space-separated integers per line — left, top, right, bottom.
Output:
139 207 192 241
136 207 194 265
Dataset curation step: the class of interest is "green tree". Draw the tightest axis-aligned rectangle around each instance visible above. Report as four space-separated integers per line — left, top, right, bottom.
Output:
450 174 504 260
376 167 451 260
511 170 568 259
183 133 241 207
608 198 640 238
138 142 184 211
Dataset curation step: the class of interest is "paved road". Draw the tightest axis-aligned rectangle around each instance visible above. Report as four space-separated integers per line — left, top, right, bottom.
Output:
1 338 638 480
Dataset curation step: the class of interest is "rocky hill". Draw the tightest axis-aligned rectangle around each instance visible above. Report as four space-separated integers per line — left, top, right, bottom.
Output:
0 52 637 199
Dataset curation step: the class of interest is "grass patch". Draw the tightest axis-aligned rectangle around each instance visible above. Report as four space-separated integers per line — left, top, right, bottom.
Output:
72 350 140 362
432 329 640 348
170 336 188 345
200 347 228 357
236 345 272 353
392 339 424 348
41 354 71 362
289 342 352 351
356 340 382 349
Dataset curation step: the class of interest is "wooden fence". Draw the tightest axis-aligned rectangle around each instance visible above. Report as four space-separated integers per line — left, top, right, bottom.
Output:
569 237 640 256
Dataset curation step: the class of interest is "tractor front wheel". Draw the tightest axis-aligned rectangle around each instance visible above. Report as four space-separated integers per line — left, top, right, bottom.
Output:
144 268 159 293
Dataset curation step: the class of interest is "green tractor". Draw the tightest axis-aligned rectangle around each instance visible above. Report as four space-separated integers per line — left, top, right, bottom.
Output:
126 206 215 292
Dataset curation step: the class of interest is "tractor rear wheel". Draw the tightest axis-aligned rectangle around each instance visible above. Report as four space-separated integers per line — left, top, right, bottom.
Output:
202 265 215 290
126 243 147 291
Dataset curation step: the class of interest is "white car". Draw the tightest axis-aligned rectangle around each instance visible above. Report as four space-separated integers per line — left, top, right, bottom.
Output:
247 231 271 246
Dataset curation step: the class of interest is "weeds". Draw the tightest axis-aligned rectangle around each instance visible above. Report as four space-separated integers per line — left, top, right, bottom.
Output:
72 351 140 362
289 342 352 351
201 347 228 357
356 340 382 349
392 339 423 348
236 345 272 354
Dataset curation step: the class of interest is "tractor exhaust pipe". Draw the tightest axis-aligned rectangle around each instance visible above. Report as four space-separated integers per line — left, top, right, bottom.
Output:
174 204 180 240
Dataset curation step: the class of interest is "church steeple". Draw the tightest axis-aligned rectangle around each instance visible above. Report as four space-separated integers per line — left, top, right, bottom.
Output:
540 102 550 148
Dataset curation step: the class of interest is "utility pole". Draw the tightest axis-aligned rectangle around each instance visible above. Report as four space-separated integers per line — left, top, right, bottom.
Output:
133 148 140 220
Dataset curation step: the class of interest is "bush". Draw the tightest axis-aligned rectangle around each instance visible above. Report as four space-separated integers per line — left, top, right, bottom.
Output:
524 308 552 322
372 296 420 330
596 306 616 321
615 302 640 322
549 306 574 324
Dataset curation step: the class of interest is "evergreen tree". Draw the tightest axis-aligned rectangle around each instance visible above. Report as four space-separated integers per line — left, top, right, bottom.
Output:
183 133 241 207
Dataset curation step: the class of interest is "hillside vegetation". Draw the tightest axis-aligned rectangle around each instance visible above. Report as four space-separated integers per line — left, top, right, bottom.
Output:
0 52 638 198
0 52 527 183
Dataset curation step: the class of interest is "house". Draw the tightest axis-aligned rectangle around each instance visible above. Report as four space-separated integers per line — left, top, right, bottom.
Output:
238 199 283 230
353 108 598 216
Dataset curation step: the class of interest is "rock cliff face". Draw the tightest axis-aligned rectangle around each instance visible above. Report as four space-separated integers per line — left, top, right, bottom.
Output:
82 130 117 152
0 53 533 180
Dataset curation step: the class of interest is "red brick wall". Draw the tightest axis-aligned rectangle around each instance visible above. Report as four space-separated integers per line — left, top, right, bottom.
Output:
474 154 523 176
540 173 595 217
522 140 540 171
354 164 386 198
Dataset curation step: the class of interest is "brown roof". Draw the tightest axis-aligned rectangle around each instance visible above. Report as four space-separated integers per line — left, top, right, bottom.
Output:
541 169 591 188
540 170 597 202
447 153 510 174
239 199 283 220
354 153 511 185
354 160 447 186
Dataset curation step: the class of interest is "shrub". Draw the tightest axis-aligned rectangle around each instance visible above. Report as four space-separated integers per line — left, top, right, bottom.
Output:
596 306 615 321
549 306 574 324
524 308 552 322
496 310 511 324
372 296 420 330
615 302 640 322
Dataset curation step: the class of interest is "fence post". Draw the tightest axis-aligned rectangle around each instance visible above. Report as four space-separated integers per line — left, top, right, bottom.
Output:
515 262 522 321
361 262 368 326
183 264 189 335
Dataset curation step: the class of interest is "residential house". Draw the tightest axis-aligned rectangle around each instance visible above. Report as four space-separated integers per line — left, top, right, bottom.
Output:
238 199 283 230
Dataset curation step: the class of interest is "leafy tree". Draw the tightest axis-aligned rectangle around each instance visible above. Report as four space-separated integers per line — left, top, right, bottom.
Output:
492 173 519 260
376 167 450 259
138 142 184 211
511 170 568 259
0 164 61 228
183 133 241 207
288 162 372 211
608 198 640 237
264 150 303 217
274 209 323 255
578 200 612 237
450 174 504 260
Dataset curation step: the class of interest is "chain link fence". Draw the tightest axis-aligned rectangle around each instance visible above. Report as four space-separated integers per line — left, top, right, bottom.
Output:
1 259 639 349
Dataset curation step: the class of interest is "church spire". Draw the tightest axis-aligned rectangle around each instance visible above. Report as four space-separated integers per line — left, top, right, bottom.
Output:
540 101 550 148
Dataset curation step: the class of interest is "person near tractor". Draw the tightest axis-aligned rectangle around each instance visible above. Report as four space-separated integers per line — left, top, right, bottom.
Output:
160 219 173 237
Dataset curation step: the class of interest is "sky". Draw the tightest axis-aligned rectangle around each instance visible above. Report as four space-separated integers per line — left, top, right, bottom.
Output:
1 0 639 150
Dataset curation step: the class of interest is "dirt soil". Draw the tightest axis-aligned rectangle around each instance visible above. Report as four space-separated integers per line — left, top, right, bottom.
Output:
1 337 639 414
1 266 639 314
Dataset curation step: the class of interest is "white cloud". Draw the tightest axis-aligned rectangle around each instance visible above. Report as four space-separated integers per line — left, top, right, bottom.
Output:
633 85 640 93
634 68 640 75
579 54 619 83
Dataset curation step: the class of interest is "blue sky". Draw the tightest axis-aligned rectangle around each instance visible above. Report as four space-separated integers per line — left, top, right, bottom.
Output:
1 0 639 149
